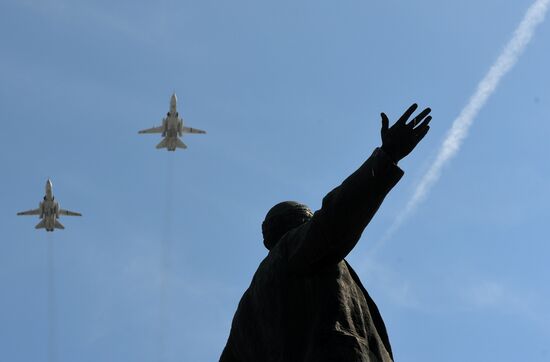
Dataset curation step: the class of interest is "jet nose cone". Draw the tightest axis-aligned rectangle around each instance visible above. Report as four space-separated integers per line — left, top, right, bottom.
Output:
45 179 53 194
171 93 177 104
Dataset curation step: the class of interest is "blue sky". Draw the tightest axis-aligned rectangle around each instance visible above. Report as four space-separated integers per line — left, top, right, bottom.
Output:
1 0 549 361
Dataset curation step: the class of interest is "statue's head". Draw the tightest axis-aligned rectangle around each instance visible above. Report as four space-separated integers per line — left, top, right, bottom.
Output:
262 201 313 250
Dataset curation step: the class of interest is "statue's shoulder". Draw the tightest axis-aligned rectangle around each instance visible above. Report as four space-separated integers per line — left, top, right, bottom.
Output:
279 221 311 254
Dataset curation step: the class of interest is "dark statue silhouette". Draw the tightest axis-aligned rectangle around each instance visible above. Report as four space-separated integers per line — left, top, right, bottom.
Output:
220 104 432 362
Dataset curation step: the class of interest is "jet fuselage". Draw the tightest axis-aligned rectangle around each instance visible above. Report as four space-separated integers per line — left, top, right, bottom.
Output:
161 94 184 150
38 180 61 231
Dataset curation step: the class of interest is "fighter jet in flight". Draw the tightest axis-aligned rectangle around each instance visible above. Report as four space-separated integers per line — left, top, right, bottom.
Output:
17 179 82 232
139 93 206 151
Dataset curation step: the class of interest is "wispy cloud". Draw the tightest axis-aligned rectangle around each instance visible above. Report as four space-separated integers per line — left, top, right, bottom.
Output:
370 0 550 254
18 0 160 44
361 260 545 324
457 279 541 322
359 258 421 311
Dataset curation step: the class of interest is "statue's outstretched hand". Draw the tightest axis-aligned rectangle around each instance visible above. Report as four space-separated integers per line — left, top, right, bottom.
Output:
380 103 431 163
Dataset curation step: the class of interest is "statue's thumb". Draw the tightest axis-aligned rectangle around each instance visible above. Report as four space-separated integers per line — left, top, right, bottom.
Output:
381 113 389 135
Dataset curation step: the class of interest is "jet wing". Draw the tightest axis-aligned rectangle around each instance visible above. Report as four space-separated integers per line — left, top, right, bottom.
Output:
138 126 164 134
59 209 82 217
17 209 40 216
182 127 206 134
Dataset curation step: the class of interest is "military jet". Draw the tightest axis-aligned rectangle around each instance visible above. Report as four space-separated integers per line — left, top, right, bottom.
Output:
17 179 82 232
139 93 206 151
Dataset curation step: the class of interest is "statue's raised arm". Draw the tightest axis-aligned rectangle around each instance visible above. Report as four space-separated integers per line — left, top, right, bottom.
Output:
286 103 431 272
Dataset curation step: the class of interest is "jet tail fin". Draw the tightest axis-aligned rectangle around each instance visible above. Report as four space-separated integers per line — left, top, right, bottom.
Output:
35 220 46 229
175 139 187 149
54 220 65 229
156 138 168 149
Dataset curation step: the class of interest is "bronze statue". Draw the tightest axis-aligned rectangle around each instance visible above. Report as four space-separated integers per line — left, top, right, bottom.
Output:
220 104 432 362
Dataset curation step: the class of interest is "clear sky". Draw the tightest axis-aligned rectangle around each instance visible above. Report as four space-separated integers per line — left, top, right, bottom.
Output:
1 1 549 361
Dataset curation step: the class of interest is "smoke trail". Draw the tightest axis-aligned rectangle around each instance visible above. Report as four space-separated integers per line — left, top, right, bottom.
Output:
159 155 175 362
47 234 57 362
370 0 549 254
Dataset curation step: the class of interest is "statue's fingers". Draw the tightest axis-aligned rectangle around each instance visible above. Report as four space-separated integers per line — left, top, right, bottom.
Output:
397 103 418 125
415 125 430 143
409 108 431 128
413 115 432 130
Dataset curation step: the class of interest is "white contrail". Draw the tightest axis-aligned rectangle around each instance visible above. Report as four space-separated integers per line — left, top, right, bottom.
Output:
48 235 57 362
371 0 549 254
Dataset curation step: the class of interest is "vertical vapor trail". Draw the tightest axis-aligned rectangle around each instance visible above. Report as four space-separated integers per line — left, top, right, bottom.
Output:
159 155 175 362
372 0 549 253
47 235 57 362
